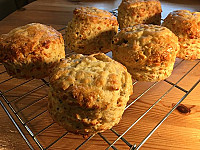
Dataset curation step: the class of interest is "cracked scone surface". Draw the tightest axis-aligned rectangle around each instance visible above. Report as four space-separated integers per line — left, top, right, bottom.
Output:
118 0 162 29
65 7 119 54
0 23 65 79
112 24 180 82
48 53 133 135
162 10 200 60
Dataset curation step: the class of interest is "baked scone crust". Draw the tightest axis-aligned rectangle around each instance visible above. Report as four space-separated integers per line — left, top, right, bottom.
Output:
0 23 65 79
48 53 133 135
162 10 200 60
118 0 162 29
112 24 180 82
65 7 119 54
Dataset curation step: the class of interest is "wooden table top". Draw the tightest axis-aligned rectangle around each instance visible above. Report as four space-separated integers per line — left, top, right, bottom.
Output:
0 0 200 150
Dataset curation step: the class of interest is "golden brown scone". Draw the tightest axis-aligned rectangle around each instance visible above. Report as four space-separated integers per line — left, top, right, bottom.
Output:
118 0 162 29
65 7 119 54
0 23 65 79
48 53 133 135
112 24 180 82
162 10 200 60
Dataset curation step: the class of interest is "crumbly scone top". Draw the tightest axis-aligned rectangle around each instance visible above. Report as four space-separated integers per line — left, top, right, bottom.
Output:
122 0 161 6
170 10 200 20
113 24 178 50
163 10 200 39
0 23 64 63
73 7 117 22
112 24 179 66
49 53 133 109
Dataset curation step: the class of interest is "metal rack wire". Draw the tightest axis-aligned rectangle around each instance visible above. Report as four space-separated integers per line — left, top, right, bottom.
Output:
0 9 200 150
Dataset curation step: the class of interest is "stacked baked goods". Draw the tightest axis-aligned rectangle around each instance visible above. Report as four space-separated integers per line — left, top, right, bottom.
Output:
162 10 200 60
118 0 162 29
0 23 65 79
65 7 119 54
112 24 180 81
48 53 133 135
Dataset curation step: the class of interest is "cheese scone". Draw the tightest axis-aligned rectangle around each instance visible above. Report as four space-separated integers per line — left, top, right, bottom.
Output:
112 24 180 82
65 7 119 54
162 10 200 60
118 0 162 29
48 53 133 135
0 23 65 79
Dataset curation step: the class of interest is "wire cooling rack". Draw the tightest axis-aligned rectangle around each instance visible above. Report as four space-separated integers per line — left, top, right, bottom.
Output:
0 9 200 150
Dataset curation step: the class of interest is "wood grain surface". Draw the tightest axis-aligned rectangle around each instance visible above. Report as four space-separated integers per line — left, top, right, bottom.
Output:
0 0 200 150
